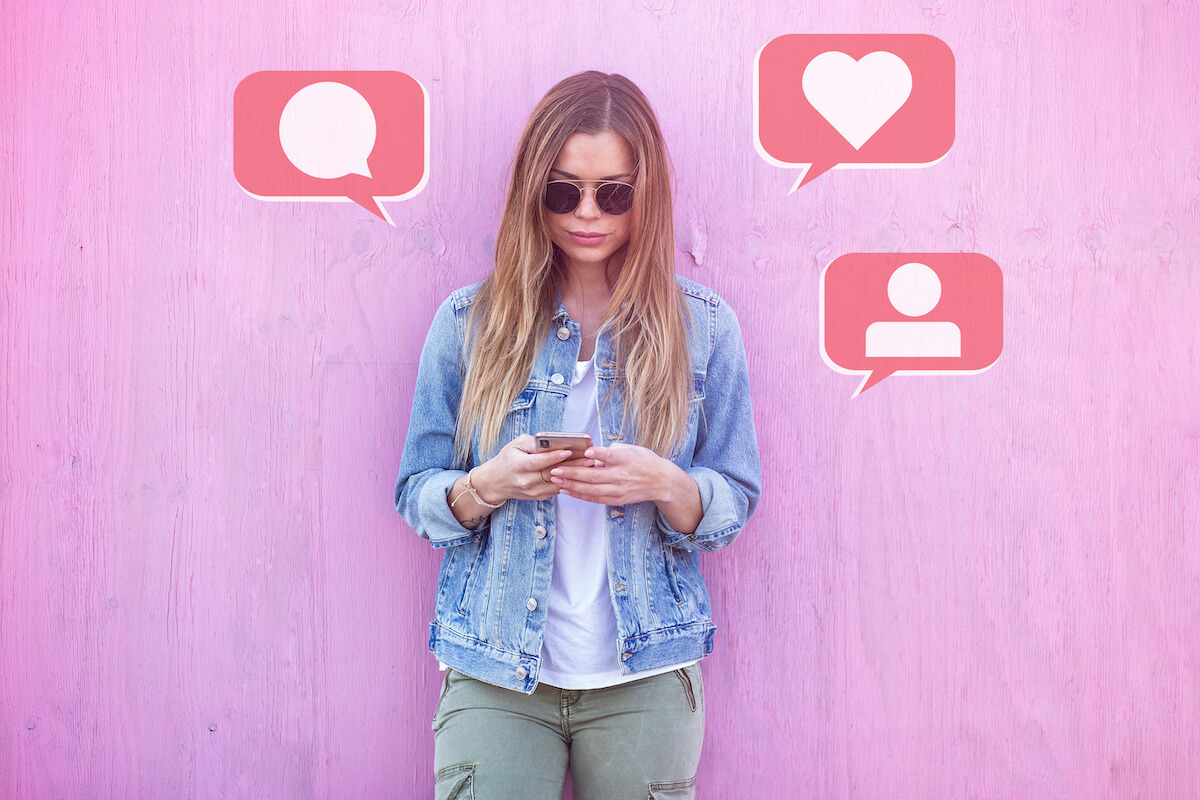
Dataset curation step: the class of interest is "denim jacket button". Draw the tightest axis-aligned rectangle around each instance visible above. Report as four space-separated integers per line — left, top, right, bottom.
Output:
621 652 632 661
615 584 626 592
526 597 538 611
557 326 570 340
515 666 528 680
550 372 565 385
534 525 547 539
609 508 623 518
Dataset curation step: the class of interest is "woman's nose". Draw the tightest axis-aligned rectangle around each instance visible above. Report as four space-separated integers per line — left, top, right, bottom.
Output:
574 187 603 219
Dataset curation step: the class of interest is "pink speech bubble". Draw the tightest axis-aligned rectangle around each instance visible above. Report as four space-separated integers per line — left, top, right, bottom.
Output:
820 253 1003 396
755 34 955 191
234 71 428 224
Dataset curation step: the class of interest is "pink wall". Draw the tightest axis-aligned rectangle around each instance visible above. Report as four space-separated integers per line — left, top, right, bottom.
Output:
3 1 1198 797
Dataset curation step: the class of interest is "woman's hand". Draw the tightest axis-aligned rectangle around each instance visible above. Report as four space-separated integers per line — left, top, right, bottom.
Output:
548 443 703 533
471 434 578 503
447 435 578 531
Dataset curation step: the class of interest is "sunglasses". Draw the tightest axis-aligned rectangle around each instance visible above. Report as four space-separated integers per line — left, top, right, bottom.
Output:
543 180 635 216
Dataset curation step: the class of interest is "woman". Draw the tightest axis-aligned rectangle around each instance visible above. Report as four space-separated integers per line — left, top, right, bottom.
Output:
395 71 760 800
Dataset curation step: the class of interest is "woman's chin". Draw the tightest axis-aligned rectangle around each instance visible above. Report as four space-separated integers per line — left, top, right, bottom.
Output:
558 247 621 273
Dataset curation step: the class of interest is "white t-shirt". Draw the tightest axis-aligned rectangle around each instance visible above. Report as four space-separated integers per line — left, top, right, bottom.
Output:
535 356 695 689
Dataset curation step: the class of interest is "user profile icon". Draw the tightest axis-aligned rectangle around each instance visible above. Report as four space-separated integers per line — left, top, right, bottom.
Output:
821 253 1003 396
864 262 961 358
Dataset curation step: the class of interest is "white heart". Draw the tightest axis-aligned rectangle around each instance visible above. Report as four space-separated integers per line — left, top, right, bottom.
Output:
802 51 913 150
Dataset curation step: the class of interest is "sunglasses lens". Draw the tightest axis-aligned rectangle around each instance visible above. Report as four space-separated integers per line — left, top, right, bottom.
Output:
544 182 581 214
596 182 635 215
543 181 635 215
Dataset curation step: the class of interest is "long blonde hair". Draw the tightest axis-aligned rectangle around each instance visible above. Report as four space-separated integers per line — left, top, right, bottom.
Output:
454 71 691 466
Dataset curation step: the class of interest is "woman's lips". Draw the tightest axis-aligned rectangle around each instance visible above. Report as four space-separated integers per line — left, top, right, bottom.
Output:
568 231 606 245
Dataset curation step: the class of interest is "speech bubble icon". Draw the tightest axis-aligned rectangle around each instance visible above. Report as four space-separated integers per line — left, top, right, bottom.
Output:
755 34 955 191
234 71 428 224
802 51 912 150
820 253 1003 397
279 82 377 180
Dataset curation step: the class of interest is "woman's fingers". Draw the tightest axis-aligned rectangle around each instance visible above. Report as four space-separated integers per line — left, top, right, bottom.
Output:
508 434 537 452
550 464 606 484
583 445 613 462
561 483 621 504
540 457 594 482
549 467 622 504
523 448 577 470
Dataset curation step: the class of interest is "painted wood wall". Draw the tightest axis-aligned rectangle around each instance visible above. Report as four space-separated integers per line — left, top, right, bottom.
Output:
3 1 1198 797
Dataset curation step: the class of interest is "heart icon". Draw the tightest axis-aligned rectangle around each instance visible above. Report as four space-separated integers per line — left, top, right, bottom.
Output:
802 51 913 149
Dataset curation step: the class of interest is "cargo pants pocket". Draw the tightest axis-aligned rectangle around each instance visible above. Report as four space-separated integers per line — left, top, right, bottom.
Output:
674 665 702 713
648 776 696 799
432 668 453 731
434 763 475 800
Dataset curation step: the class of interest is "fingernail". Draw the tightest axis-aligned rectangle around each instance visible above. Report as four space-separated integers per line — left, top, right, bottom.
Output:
550 468 562 476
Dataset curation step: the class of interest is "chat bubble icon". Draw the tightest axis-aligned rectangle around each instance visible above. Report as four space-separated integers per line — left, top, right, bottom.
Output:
820 253 1002 397
755 34 955 191
234 71 428 224
279 82 377 179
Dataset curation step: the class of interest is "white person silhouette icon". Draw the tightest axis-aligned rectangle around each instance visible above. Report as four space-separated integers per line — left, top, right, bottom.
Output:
864 262 961 357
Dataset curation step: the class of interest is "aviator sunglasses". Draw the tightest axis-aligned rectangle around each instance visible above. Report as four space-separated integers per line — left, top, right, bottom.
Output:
543 179 636 216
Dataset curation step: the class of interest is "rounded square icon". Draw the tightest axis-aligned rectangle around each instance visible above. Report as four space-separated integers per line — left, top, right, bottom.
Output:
820 253 1002 396
755 34 955 191
234 71 428 224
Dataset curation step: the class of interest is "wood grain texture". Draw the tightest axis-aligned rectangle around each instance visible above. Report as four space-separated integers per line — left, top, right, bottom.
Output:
2 0 1198 797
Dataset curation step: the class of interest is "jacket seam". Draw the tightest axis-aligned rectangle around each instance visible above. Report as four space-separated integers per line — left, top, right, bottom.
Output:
665 521 742 548
433 621 528 659
621 620 715 647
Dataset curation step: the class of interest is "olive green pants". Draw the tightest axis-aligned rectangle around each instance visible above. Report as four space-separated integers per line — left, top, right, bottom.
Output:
432 664 705 800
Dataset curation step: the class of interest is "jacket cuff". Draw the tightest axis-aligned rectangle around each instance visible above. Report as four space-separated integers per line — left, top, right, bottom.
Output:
419 470 490 548
657 466 742 552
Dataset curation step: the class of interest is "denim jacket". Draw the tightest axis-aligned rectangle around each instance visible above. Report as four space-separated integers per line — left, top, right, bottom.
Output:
394 275 761 694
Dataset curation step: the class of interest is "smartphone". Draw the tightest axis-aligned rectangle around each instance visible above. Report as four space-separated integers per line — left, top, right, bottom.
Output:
534 431 592 457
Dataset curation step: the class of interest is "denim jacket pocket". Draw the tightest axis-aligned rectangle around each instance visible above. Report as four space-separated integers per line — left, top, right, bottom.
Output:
492 387 536 459
454 537 488 617
660 540 686 606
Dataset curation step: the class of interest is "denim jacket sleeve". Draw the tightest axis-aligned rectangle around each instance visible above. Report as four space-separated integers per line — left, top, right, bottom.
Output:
657 296 762 552
394 293 488 549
